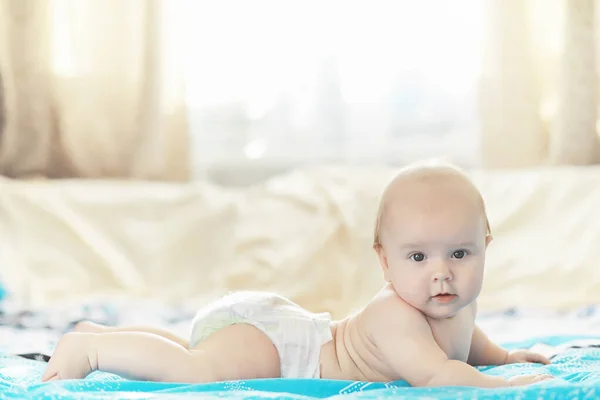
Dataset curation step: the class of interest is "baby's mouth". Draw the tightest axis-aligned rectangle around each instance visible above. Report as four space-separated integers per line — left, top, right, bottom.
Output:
432 293 457 303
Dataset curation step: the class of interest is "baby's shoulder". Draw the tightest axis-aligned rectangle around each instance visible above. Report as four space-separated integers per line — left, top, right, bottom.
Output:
359 287 427 335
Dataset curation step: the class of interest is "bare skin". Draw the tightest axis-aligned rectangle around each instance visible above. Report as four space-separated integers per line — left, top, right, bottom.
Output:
42 162 552 387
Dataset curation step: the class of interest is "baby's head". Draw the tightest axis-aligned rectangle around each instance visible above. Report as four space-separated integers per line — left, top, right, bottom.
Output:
373 161 492 319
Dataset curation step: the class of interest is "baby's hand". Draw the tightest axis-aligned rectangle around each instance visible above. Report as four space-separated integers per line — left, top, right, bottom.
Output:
506 349 551 365
41 332 98 382
508 373 554 386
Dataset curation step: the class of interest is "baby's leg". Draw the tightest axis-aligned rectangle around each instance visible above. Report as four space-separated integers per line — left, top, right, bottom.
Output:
191 323 281 382
47 323 280 383
73 321 189 349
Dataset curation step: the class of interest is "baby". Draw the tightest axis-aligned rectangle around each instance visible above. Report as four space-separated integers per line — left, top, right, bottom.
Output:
42 161 553 387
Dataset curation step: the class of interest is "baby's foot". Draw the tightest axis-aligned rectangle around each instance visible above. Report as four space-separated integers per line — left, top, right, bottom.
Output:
72 321 107 333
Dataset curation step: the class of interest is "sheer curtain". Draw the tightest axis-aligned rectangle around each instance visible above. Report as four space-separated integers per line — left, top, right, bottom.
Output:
480 0 600 168
181 0 488 183
0 0 597 182
0 0 189 180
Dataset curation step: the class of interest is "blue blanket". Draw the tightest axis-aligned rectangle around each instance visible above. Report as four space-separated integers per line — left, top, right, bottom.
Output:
2 335 600 399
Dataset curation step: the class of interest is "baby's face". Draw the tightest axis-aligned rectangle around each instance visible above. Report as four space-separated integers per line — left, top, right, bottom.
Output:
377 182 489 319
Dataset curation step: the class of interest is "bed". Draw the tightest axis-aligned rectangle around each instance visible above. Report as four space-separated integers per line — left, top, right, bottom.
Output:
1 165 600 398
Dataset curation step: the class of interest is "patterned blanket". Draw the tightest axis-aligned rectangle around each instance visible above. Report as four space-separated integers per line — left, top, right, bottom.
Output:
2 300 600 399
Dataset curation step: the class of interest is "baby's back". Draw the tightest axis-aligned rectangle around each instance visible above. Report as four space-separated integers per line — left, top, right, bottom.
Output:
319 285 476 382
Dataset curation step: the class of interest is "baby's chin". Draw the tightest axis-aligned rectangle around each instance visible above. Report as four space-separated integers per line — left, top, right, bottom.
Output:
417 299 470 319
420 307 461 319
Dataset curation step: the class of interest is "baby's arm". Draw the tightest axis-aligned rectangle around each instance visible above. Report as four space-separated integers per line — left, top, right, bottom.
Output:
370 305 549 388
467 325 508 366
42 331 213 383
372 309 507 387
468 324 551 366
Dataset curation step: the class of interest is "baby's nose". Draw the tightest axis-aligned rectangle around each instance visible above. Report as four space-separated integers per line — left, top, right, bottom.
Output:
432 264 453 281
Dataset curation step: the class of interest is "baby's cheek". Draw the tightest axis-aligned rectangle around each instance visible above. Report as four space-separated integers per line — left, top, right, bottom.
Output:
459 269 485 297
393 273 426 297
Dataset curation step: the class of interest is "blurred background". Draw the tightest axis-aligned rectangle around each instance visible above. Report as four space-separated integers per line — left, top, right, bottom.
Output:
2 2 600 375
1 0 598 185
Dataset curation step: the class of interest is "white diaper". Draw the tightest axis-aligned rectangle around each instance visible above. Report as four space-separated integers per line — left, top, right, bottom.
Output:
189 291 333 379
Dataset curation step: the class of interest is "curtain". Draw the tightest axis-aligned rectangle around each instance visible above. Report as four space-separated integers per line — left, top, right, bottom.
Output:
480 0 600 168
0 0 598 181
0 0 189 180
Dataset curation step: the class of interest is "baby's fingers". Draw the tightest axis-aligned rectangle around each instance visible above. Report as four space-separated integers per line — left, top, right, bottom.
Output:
509 373 554 387
527 352 551 365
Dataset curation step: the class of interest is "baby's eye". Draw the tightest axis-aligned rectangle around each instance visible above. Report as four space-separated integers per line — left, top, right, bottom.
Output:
410 253 425 262
452 250 468 259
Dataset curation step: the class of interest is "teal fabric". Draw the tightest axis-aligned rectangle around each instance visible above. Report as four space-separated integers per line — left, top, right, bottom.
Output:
1 335 600 399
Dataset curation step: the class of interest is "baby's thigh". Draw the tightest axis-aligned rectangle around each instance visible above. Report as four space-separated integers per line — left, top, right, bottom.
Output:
192 323 280 381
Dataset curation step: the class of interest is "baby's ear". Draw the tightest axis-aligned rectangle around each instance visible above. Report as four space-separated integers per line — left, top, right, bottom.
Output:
373 243 385 260
373 244 392 282
485 234 494 248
